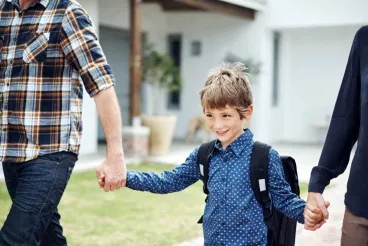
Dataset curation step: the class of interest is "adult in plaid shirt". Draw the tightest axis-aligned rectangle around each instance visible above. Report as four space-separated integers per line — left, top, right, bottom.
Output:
0 0 126 245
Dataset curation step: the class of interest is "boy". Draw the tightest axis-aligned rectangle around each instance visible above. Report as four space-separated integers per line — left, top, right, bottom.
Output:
98 63 324 245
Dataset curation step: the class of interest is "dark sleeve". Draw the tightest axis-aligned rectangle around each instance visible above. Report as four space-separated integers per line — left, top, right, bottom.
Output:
308 28 361 193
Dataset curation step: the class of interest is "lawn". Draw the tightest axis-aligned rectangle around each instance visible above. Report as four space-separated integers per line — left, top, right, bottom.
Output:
0 163 308 246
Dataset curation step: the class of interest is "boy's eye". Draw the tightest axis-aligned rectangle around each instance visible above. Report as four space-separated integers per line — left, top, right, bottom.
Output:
223 114 231 118
206 114 213 118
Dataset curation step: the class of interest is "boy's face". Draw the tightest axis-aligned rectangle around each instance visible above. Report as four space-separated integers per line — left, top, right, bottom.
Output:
204 105 252 148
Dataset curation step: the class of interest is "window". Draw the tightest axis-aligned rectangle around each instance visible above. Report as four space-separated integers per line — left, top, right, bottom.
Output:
167 34 182 109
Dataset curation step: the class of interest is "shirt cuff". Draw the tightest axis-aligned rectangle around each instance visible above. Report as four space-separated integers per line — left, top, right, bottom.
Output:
80 64 116 97
308 167 329 193
126 170 135 189
308 183 325 194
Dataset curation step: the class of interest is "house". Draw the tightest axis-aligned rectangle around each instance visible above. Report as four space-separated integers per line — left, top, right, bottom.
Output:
77 0 368 155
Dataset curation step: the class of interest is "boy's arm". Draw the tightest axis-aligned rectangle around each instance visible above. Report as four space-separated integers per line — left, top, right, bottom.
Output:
125 147 201 194
267 149 305 224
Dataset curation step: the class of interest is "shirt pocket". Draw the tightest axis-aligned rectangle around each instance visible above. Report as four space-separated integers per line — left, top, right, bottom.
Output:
23 32 50 63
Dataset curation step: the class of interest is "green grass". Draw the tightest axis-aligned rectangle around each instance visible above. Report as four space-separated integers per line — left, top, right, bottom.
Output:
299 183 308 199
0 163 206 246
0 163 308 246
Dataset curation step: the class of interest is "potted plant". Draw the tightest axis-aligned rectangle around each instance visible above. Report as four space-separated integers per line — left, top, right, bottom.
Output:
140 43 182 156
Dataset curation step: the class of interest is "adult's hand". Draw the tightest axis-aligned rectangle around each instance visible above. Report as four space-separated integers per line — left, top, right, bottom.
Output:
96 154 126 192
304 192 330 231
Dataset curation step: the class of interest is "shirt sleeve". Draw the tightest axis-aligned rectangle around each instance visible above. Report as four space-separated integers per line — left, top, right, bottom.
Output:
59 2 115 97
126 147 201 194
268 148 305 224
309 28 361 194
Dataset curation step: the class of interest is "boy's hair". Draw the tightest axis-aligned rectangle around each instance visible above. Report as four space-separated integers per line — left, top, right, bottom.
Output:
199 62 253 119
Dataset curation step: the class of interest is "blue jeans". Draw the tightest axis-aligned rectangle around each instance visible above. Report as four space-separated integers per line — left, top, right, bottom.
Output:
0 151 77 246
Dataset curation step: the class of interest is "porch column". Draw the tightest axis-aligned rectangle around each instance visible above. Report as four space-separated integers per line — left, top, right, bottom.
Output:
129 0 142 124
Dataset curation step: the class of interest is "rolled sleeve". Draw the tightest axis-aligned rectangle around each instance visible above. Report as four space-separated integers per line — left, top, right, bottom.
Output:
59 3 115 97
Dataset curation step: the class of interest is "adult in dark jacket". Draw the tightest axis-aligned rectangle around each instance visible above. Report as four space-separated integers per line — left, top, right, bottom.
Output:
305 26 368 246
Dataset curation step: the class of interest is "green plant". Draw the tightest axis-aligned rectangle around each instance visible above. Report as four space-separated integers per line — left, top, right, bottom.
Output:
142 43 181 92
142 43 182 115
225 53 262 78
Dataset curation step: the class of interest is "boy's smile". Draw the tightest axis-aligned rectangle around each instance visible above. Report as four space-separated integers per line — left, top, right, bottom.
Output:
204 105 252 149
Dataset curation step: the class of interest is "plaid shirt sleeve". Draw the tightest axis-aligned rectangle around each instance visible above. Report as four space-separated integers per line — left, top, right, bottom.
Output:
59 3 115 97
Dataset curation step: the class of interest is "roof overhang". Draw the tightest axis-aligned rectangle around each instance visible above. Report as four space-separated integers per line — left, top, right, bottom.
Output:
143 0 257 20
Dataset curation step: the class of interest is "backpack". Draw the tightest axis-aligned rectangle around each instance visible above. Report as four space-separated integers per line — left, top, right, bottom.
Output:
197 140 300 246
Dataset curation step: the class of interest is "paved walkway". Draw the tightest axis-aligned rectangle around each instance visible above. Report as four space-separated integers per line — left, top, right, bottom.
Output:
0 142 351 246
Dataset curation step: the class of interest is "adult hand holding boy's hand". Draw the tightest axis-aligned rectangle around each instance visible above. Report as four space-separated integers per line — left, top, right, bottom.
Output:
96 154 127 192
304 192 330 231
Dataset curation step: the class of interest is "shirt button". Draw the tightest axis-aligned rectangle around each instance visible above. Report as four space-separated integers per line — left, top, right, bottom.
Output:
9 60 13 65
6 83 9 86
2 128 5 132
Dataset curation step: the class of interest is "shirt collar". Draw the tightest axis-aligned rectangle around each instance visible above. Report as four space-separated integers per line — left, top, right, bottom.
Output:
214 129 254 157
7 0 49 9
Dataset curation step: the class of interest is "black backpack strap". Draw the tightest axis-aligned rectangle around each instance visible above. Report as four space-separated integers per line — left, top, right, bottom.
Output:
197 140 216 224
250 141 274 244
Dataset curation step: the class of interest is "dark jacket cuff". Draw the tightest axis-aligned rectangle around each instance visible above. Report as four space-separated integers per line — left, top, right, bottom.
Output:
308 166 330 193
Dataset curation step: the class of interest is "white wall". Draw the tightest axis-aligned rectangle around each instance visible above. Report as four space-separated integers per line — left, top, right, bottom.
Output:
267 0 368 29
165 11 271 140
272 25 360 143
77 0 99 155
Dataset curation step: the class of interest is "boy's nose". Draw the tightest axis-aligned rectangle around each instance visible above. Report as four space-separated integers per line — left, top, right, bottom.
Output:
213 121 224 130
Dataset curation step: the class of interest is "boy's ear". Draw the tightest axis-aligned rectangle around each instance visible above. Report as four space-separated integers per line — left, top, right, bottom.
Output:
244 105 254 120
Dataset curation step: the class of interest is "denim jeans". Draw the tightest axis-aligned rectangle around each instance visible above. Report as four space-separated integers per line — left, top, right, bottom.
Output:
0 151 77 246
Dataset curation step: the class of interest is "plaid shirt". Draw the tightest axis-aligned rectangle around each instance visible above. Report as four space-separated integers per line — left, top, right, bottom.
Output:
0 0 115 163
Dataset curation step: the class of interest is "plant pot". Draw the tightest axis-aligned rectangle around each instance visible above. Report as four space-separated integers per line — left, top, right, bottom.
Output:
141 115 177 156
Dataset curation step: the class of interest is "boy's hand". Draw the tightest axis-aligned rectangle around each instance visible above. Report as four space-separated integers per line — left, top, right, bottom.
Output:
98 172 106 188
304 192 330 231
304 202 329 230
95 157 127 192
97 172 126 189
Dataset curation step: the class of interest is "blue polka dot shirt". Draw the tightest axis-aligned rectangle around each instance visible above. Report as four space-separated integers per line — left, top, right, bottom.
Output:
127 129 306 245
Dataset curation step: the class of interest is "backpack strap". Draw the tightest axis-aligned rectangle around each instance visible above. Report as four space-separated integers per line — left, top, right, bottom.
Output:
197 140 216 223
250 141 274 243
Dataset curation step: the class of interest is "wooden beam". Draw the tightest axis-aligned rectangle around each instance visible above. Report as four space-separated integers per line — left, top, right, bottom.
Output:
172 0 255 19
161 2 202 11
143 0 202 11
129 0 142 124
